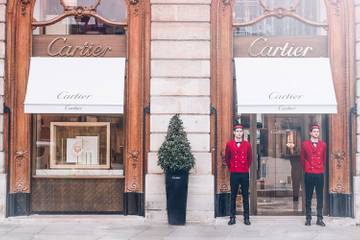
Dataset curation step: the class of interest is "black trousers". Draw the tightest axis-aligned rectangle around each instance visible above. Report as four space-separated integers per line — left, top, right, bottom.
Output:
230 172 250 219
304 173 324 219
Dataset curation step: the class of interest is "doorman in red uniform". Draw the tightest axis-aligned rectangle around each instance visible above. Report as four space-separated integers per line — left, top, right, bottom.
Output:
300 124 326 227
225 124 252 225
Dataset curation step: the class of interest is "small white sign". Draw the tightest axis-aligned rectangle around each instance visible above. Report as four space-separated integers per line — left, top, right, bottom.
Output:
66 136 99 165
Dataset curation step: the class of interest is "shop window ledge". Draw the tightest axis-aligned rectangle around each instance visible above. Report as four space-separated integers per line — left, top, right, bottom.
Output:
33 169 124 179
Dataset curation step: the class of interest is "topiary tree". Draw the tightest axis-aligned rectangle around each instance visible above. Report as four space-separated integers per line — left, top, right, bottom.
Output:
158 114 195 173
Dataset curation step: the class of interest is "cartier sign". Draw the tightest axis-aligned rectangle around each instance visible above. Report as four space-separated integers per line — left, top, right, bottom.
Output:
48 37 112 57
268 92 303 101
32 35 126 57
233 36 328 58
249 37 313 57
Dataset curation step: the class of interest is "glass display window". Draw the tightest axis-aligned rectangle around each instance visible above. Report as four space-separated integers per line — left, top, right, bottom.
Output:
33 115 124 176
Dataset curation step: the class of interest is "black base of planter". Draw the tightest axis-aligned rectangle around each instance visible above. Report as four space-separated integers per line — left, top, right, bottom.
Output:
7 193 30 217
166 171 189 225
215 193 231 217
329 193 352 217
124 192 144 216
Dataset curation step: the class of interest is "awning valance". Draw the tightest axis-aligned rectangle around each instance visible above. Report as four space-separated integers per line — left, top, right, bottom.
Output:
24 57 125 114
234 58 337 114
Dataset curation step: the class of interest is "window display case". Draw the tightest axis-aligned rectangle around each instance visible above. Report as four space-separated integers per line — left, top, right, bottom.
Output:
50 122 110 169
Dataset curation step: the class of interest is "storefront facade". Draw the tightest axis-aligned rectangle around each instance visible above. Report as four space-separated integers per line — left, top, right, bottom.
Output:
0 0 358 223
213 0 355 219
4 0 150 216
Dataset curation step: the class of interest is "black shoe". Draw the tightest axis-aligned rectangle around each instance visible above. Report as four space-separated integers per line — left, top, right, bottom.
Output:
305 219 311 226
244 218 251 225
228 217 236 225
316 219 326 227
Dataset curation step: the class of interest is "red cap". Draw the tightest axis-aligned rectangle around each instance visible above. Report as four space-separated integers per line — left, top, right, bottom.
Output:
310 124 320 131
233 124 244 130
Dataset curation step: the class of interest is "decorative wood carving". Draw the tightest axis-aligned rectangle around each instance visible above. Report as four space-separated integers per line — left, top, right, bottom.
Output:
223 0 231 5
21 0 31 16
33 0 127 27
129 150 139 167
333 176 345 193
233 0 327 28
333 150 345 169
329 0 341 16
14 150 29 192
129 0 140 5
15 177 29 192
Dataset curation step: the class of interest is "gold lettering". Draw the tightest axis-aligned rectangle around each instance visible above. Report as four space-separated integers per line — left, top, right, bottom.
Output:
92 46 103 57
61 45 73 57
47 37 66 56
248 37 314 57
260 46 273 57
47 37 113 57
302 46 313 57
101 47 112 57
248 37 266 57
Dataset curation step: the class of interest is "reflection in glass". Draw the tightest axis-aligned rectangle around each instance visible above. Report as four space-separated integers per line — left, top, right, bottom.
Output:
233 0 327 36
33 115 124 173
234 114 325 215
33 0 127 35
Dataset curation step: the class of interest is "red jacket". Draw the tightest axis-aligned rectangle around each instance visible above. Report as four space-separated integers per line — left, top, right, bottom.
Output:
225 140 252 173
300 139 326 174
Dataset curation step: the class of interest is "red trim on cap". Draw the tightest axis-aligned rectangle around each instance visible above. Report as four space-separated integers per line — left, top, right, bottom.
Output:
233 124 244 130
310 124 320 131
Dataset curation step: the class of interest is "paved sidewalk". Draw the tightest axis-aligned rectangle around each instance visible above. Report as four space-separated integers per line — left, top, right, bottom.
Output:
0 215 359 240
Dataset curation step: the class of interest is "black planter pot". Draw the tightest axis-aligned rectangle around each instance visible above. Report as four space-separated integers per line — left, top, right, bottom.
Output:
165 170 189 225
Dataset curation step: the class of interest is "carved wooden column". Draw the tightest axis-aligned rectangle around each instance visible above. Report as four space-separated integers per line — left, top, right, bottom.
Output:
6 0 33 216
212 0 233 217
326 0 355 217
124 0 147 215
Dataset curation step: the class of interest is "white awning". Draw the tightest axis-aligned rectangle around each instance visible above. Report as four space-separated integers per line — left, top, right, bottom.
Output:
24 57 125 114
234 58 337 114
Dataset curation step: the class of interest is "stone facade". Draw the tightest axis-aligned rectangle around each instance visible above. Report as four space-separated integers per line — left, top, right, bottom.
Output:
0 0 5 218
356 0 360 225
146 0 214 222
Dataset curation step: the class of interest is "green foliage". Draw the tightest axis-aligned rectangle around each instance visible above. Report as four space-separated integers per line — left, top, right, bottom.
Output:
157 114 195 172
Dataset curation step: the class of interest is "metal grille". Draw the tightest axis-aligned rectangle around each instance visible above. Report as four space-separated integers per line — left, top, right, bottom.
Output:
31 178 124 213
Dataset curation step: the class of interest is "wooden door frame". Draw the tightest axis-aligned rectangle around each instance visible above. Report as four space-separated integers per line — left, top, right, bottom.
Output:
212 0 355 217
4 0 150 216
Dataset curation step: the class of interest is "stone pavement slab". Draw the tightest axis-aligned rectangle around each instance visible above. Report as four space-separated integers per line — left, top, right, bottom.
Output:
0 215 358 240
